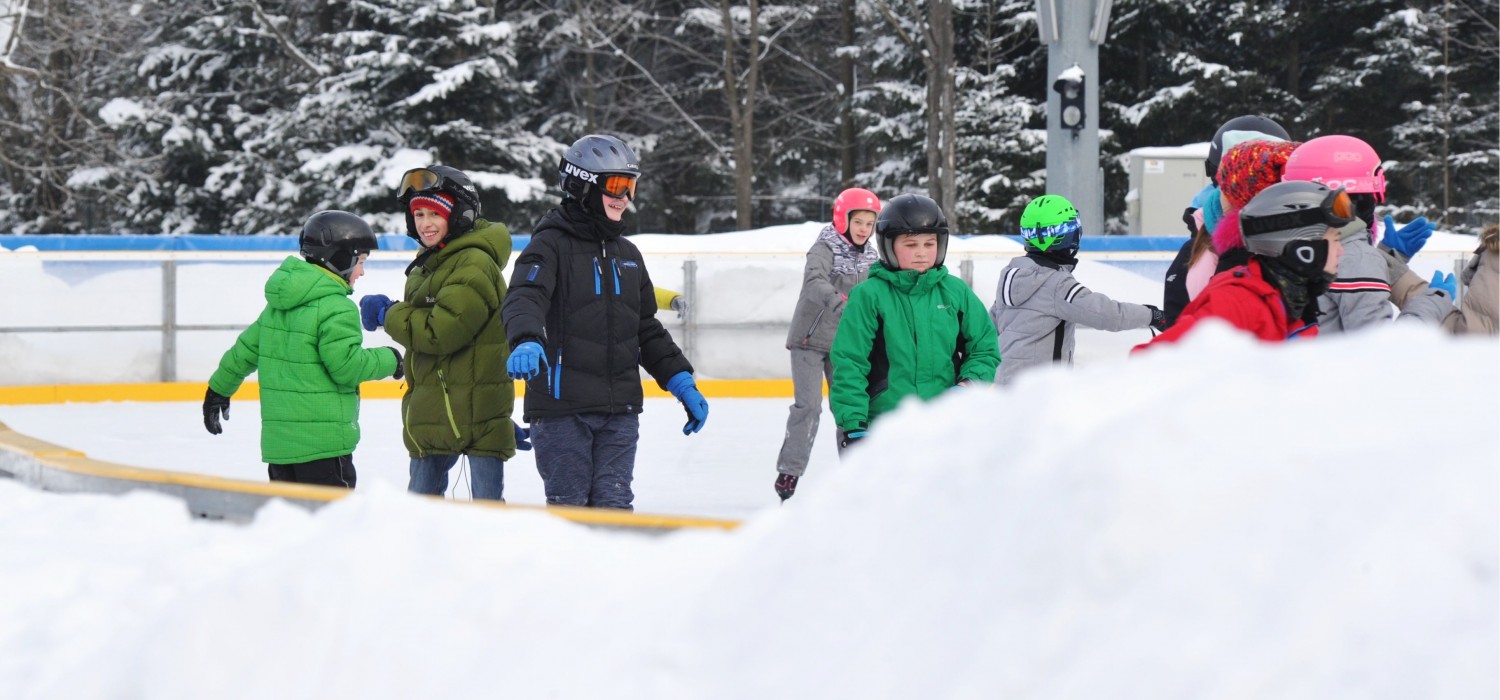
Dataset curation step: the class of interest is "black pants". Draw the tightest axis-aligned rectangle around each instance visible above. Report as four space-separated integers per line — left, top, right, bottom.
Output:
268 454 356 489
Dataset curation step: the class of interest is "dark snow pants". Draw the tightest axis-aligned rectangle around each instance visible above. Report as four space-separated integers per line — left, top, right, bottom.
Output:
775 347 833 477
531 413 639 510
268 454 355 489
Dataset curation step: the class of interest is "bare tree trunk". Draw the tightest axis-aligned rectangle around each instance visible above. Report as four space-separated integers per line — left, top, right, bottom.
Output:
924 0 956 216
839 0 855 187
721 0 759 230
1441 0 1452 224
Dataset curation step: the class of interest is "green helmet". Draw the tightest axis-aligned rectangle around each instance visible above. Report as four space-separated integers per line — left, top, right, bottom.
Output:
1019 195 1082 256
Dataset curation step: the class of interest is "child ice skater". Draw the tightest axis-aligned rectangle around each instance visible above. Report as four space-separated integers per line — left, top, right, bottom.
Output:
991 194 1165 385
202 210 402 488
829 194 999 453
774 188 882 502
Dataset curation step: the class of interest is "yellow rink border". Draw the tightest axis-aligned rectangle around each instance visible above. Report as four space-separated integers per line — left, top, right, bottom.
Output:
0 379 798 405
0 418 740 531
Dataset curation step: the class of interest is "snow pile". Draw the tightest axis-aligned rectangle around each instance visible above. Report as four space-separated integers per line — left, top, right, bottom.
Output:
0 323 1495 698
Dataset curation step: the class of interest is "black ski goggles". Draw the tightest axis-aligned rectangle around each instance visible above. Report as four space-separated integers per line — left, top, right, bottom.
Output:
397 168 453 200
1242 187 1356 237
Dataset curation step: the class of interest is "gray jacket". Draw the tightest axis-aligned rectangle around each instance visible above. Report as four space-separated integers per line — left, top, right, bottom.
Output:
1318 235 1397 332
991 255 1153 385
785 224 880 352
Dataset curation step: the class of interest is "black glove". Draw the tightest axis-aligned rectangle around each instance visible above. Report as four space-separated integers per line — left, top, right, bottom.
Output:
203 388 230 435
387 347 404 380
839 428 867 449
513 420 532 451
1144 304 1167 332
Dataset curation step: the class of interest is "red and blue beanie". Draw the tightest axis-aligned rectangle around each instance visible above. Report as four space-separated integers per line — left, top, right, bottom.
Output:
409 192 455 217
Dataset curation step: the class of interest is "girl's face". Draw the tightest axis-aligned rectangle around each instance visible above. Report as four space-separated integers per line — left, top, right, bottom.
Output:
348 253 369 285
847 210 876 245
894 233 939 273
413 208 449 248
601 190 629 222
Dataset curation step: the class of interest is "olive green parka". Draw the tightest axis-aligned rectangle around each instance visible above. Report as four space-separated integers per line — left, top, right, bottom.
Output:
384 219 517 459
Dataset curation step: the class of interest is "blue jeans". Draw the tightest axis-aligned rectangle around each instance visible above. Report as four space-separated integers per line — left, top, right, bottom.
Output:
531 413 639 510
408 454 506 501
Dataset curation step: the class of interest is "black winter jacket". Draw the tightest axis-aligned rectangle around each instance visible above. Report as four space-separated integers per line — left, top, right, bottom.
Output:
501 202 692 420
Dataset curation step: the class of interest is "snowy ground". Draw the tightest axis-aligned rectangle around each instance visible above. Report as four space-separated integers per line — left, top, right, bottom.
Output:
1 323 1496 699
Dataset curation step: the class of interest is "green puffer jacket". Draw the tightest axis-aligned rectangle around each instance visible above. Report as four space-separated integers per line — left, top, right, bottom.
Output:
829 263 1000 432
209 257 399 465
384 219 516 459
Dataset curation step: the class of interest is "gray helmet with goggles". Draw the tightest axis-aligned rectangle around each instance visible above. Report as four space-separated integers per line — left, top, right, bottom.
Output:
559 135 641 212
1239 180 1353 276
396 165 482 239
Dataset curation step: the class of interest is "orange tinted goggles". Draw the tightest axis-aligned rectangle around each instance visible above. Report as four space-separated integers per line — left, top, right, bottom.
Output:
1327 188 1355 222
602 174 637 200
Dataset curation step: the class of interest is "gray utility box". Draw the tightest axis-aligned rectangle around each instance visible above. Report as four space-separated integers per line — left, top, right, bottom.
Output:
1125 144 1211 236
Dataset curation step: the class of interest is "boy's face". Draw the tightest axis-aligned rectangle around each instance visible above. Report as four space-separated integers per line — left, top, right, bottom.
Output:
349 254 368 285
413 208 449 248
893 233 939 273
601 189 629 222
847 210 876 245
1321 227 1343 275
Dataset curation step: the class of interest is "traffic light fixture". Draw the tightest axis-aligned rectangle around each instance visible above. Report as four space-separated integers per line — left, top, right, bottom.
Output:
1052 65 1086 137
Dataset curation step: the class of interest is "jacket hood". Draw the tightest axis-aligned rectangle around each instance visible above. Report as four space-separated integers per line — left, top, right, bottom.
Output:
265 257 350 310
997 256 1063 307
870 261 947 294
538 201 626 244
434 218 510 266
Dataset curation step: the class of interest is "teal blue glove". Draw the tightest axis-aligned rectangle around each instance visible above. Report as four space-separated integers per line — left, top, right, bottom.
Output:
1383 215 1433 259
507 341 547 380
1430 270 1457 299
839 429 867 449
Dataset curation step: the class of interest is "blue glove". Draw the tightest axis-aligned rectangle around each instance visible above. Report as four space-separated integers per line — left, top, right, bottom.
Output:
507 341 547 380
665 371 708 435
359 294 394 331
1383 215 1433 259
839 429 867 449
1430 270 1457 299
513 420 532 451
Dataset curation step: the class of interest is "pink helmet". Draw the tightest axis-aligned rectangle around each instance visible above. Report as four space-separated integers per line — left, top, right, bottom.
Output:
831 187 882 235
1283 135 1387 203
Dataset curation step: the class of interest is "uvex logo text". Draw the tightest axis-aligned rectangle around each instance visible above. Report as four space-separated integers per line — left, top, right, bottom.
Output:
563 162 599 183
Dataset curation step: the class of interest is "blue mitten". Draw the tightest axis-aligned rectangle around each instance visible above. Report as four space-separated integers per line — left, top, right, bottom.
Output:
1383 215 1433 259
839 428 868 449
513 420 532 451
1430 270 1457 299
359 294 394 331
665 371 708 435
507 341 547 380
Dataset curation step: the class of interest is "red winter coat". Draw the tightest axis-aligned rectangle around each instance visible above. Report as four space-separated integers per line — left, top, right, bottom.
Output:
1134 258 1317 352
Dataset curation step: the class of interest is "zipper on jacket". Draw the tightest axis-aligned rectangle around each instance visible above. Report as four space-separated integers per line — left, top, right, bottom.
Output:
611 259 622 295
402 355 425 457
593 257 602 295
552 348 563 399
602 240 615 408
801 308 826 345
437 368 462 439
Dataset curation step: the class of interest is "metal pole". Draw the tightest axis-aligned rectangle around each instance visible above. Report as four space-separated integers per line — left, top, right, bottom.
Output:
161 260 178 382
1043 0 1107 232
682 258 698 366
958 258 974 288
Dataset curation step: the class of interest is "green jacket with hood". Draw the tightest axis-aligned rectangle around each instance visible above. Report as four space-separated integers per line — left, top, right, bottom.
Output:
829 263 1000 433
209 256 399 465
384 219 517 459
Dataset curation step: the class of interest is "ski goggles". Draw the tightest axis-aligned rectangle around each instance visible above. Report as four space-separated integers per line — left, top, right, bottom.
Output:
601 174 637 201
1020 218 1080 250
1242 187 1356 236
397 168 452 200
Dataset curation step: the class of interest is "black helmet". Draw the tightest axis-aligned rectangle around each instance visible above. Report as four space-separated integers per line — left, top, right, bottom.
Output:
1206 115 1290 182
559 135 641 215
396 165 482 239
875 193 950 270
300 210 378 282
